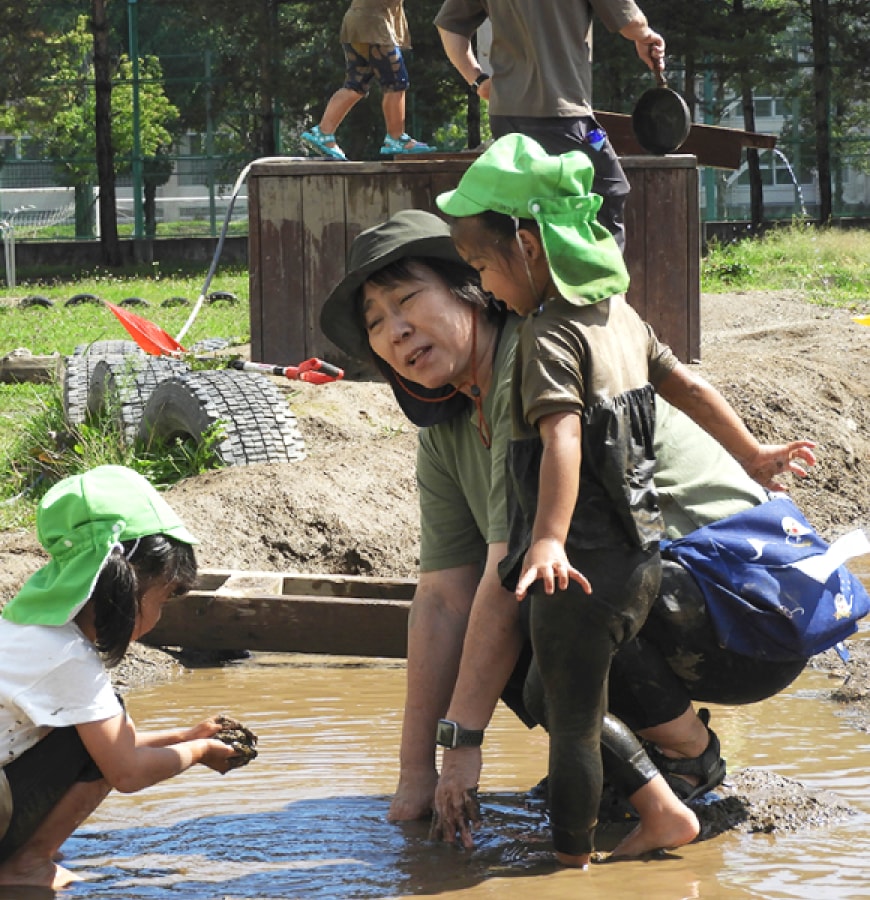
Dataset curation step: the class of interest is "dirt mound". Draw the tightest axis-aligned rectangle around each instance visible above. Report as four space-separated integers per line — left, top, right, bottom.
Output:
2 290 868 595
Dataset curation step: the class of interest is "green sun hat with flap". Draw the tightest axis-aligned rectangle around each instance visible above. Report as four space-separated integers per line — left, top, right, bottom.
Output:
436 133 630 304
2 465 198 627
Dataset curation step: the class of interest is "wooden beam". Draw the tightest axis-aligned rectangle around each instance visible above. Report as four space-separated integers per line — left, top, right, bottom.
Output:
0 354 62 384
595 112 777 170
141 569 415 658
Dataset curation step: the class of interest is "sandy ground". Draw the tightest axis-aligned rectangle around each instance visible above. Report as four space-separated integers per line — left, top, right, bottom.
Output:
2 289 870 835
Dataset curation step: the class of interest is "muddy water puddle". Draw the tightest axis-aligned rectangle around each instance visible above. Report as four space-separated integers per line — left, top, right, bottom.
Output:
54 642 870 900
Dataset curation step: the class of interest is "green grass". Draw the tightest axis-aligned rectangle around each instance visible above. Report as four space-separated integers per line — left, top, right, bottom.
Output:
702 224 870 308
0 264 249 356
0 265 251 528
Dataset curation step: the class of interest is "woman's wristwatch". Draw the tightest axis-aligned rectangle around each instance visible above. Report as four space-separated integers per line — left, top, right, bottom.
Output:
436 718 485 749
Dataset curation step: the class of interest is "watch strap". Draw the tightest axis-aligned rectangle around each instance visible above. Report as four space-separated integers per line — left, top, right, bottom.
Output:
436 718 485 749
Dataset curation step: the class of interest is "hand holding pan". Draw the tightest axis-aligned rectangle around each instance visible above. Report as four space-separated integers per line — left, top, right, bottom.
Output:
631 68 691 155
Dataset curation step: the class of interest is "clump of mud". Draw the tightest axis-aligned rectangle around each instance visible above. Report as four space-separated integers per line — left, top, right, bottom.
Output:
695 767 858 839
214 714 259 768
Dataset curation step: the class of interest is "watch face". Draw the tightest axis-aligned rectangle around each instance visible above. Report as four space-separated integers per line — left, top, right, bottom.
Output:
436 720 457 748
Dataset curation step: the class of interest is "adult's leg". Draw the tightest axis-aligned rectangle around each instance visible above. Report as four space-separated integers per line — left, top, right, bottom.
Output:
490 114 630 251
609 560 806 795
610 560 807 725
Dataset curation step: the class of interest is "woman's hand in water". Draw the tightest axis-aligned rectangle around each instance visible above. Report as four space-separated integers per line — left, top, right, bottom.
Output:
431 748 482 848
741 440 817 492
515 538 592 601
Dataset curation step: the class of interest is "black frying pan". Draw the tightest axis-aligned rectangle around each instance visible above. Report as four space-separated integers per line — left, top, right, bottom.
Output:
631 70 691 155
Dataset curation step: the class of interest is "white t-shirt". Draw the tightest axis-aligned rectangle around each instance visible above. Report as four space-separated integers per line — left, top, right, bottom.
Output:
0 619 122 767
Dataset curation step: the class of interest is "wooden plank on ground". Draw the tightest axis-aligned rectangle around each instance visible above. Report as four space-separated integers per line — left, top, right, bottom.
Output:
0 354 62 384
140 569 415 658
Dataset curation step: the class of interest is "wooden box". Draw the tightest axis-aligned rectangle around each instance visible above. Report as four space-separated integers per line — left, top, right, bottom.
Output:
248 155 699 371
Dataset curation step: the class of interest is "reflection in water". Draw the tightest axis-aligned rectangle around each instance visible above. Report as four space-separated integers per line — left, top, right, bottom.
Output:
53 642 870 900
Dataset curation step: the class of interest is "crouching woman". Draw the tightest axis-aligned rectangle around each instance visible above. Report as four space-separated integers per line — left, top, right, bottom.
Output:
0 465 244 889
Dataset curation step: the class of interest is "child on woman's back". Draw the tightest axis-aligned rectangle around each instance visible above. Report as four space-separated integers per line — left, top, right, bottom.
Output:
0 465 247 889
436 133 808 866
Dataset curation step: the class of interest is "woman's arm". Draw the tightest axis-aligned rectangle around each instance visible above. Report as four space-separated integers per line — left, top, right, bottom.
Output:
388 563 480 822
436 27 492 100
431 542 525 846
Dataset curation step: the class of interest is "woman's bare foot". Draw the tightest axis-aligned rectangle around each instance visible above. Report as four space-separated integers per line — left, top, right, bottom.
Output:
0 857 82 889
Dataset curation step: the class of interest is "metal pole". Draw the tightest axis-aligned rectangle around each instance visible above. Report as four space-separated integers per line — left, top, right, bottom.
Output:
128 0 144 239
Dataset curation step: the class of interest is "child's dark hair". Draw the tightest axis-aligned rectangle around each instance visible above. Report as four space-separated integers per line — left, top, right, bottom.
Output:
451 211 539 266
354 255 493 342
91 534 197 667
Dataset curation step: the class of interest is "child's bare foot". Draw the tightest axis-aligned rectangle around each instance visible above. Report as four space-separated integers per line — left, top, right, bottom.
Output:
609 803 699 859
0 857 82 889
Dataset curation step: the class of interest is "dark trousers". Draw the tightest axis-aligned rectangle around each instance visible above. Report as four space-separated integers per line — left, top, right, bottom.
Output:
0 727 102 862
524 547 660 856
608 560 808 730
490 113 630 252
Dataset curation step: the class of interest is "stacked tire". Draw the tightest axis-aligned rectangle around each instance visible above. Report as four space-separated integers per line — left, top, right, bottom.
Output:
137 370 306 466
62 342 305 466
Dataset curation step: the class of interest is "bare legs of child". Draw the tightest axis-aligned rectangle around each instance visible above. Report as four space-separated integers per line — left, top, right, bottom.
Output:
607 773 700 862
0 779 110 888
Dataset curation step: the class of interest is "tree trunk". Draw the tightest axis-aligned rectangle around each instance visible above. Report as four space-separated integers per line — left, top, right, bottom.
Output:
257 0 279 156
734 0 764 231
91 0 121 265
741 88 764 231
810 0 833 223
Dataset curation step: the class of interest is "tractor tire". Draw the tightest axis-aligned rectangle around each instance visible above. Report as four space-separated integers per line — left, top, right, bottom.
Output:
137 370 306 466
64 343 145 426
72 340 144 358
88 356 191 443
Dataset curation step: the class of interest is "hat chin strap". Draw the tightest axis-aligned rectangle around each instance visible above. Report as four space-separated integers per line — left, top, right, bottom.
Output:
512 216 543 311
110 537 141 560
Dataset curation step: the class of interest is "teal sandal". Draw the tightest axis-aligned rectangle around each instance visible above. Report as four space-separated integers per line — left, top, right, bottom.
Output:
380 133 436 156
301 125 347 161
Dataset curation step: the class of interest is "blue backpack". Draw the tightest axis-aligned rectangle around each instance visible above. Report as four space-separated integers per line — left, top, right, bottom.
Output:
661 496 870 662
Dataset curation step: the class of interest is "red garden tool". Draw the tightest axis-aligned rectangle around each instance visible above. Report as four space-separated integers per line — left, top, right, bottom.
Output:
106 301 343 383
107 302 187 355
228 358 344 384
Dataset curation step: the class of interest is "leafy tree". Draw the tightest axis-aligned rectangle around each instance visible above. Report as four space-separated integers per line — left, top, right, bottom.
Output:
1 14 178 249
0 3 68 106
